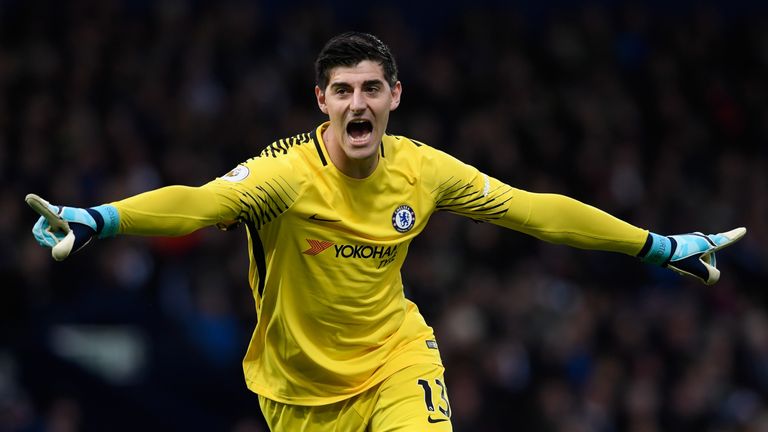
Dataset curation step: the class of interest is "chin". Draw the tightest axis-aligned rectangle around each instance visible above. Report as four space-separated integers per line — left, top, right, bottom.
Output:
345 146 378 161
344 136 380 157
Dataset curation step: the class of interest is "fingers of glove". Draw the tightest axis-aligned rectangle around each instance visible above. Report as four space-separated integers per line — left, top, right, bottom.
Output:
706 227 747 250
37 198 60 218
32 217 65 247
26 194 70 233
669 227 746 262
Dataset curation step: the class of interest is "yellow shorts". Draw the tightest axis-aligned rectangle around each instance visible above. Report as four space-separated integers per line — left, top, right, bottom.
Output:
259 363 452 432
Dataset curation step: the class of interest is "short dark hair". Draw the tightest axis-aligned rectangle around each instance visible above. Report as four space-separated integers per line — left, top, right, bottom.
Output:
315 32 398 90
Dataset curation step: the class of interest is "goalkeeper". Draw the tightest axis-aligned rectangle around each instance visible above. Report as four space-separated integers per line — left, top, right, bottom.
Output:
28 32 745 431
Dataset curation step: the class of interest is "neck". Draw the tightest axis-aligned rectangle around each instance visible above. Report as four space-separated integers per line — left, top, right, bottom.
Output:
322 125 379 179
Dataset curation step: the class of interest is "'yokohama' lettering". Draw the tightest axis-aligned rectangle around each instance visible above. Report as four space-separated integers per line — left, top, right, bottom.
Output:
334 244 399 259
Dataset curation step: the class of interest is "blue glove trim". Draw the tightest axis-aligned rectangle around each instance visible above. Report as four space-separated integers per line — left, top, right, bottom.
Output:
639 232 673 266
90 205 120 238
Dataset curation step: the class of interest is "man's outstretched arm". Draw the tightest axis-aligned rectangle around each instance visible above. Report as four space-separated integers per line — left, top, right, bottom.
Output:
113 185 238 236
494 189 746 285
27 184 240 261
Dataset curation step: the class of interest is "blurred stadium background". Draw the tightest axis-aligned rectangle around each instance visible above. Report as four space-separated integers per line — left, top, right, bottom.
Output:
1 0 767 431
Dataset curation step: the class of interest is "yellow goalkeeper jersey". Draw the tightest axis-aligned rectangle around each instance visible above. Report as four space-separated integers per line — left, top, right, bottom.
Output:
112 122 648 405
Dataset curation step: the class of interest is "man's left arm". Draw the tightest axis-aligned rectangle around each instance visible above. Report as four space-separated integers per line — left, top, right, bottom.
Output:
421 145 745 285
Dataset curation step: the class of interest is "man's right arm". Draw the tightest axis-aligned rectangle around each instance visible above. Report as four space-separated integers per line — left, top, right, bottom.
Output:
113 184 241 236
27 183 244 261
28 154 301 260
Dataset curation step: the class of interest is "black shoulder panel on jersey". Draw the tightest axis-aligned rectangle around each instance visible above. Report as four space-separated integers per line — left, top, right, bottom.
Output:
310 128 328 166
260 131 314 159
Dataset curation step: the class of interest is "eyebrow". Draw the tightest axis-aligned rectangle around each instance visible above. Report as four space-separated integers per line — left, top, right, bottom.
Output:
329 79 385 90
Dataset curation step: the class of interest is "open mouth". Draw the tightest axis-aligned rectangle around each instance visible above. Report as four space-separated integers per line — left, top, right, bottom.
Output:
346 119 373 143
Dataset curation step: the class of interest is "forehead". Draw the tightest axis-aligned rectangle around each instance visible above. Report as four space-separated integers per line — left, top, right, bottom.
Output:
326 60 387 86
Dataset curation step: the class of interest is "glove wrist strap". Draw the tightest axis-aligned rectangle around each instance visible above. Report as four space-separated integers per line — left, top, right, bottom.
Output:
89 205 120 238
639 232 673 266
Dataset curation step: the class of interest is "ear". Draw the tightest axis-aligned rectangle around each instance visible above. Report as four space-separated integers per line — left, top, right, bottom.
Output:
315 85 328 114
390 81 402 111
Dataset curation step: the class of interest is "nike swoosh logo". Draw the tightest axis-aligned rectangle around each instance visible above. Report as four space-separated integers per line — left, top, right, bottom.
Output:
308 214 341 223
427 416 448 424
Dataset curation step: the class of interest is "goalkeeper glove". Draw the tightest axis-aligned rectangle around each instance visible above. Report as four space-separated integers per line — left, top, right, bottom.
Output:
26 193 120 261
638 227 746 285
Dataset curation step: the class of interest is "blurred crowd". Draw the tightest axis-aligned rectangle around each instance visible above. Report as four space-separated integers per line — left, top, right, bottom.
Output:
1 0 767 431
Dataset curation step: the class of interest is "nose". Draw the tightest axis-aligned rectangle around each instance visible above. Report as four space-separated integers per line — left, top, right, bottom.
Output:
350 89 366 113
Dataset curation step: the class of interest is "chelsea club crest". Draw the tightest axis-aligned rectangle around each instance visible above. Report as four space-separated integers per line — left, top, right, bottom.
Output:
392 205 415 233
